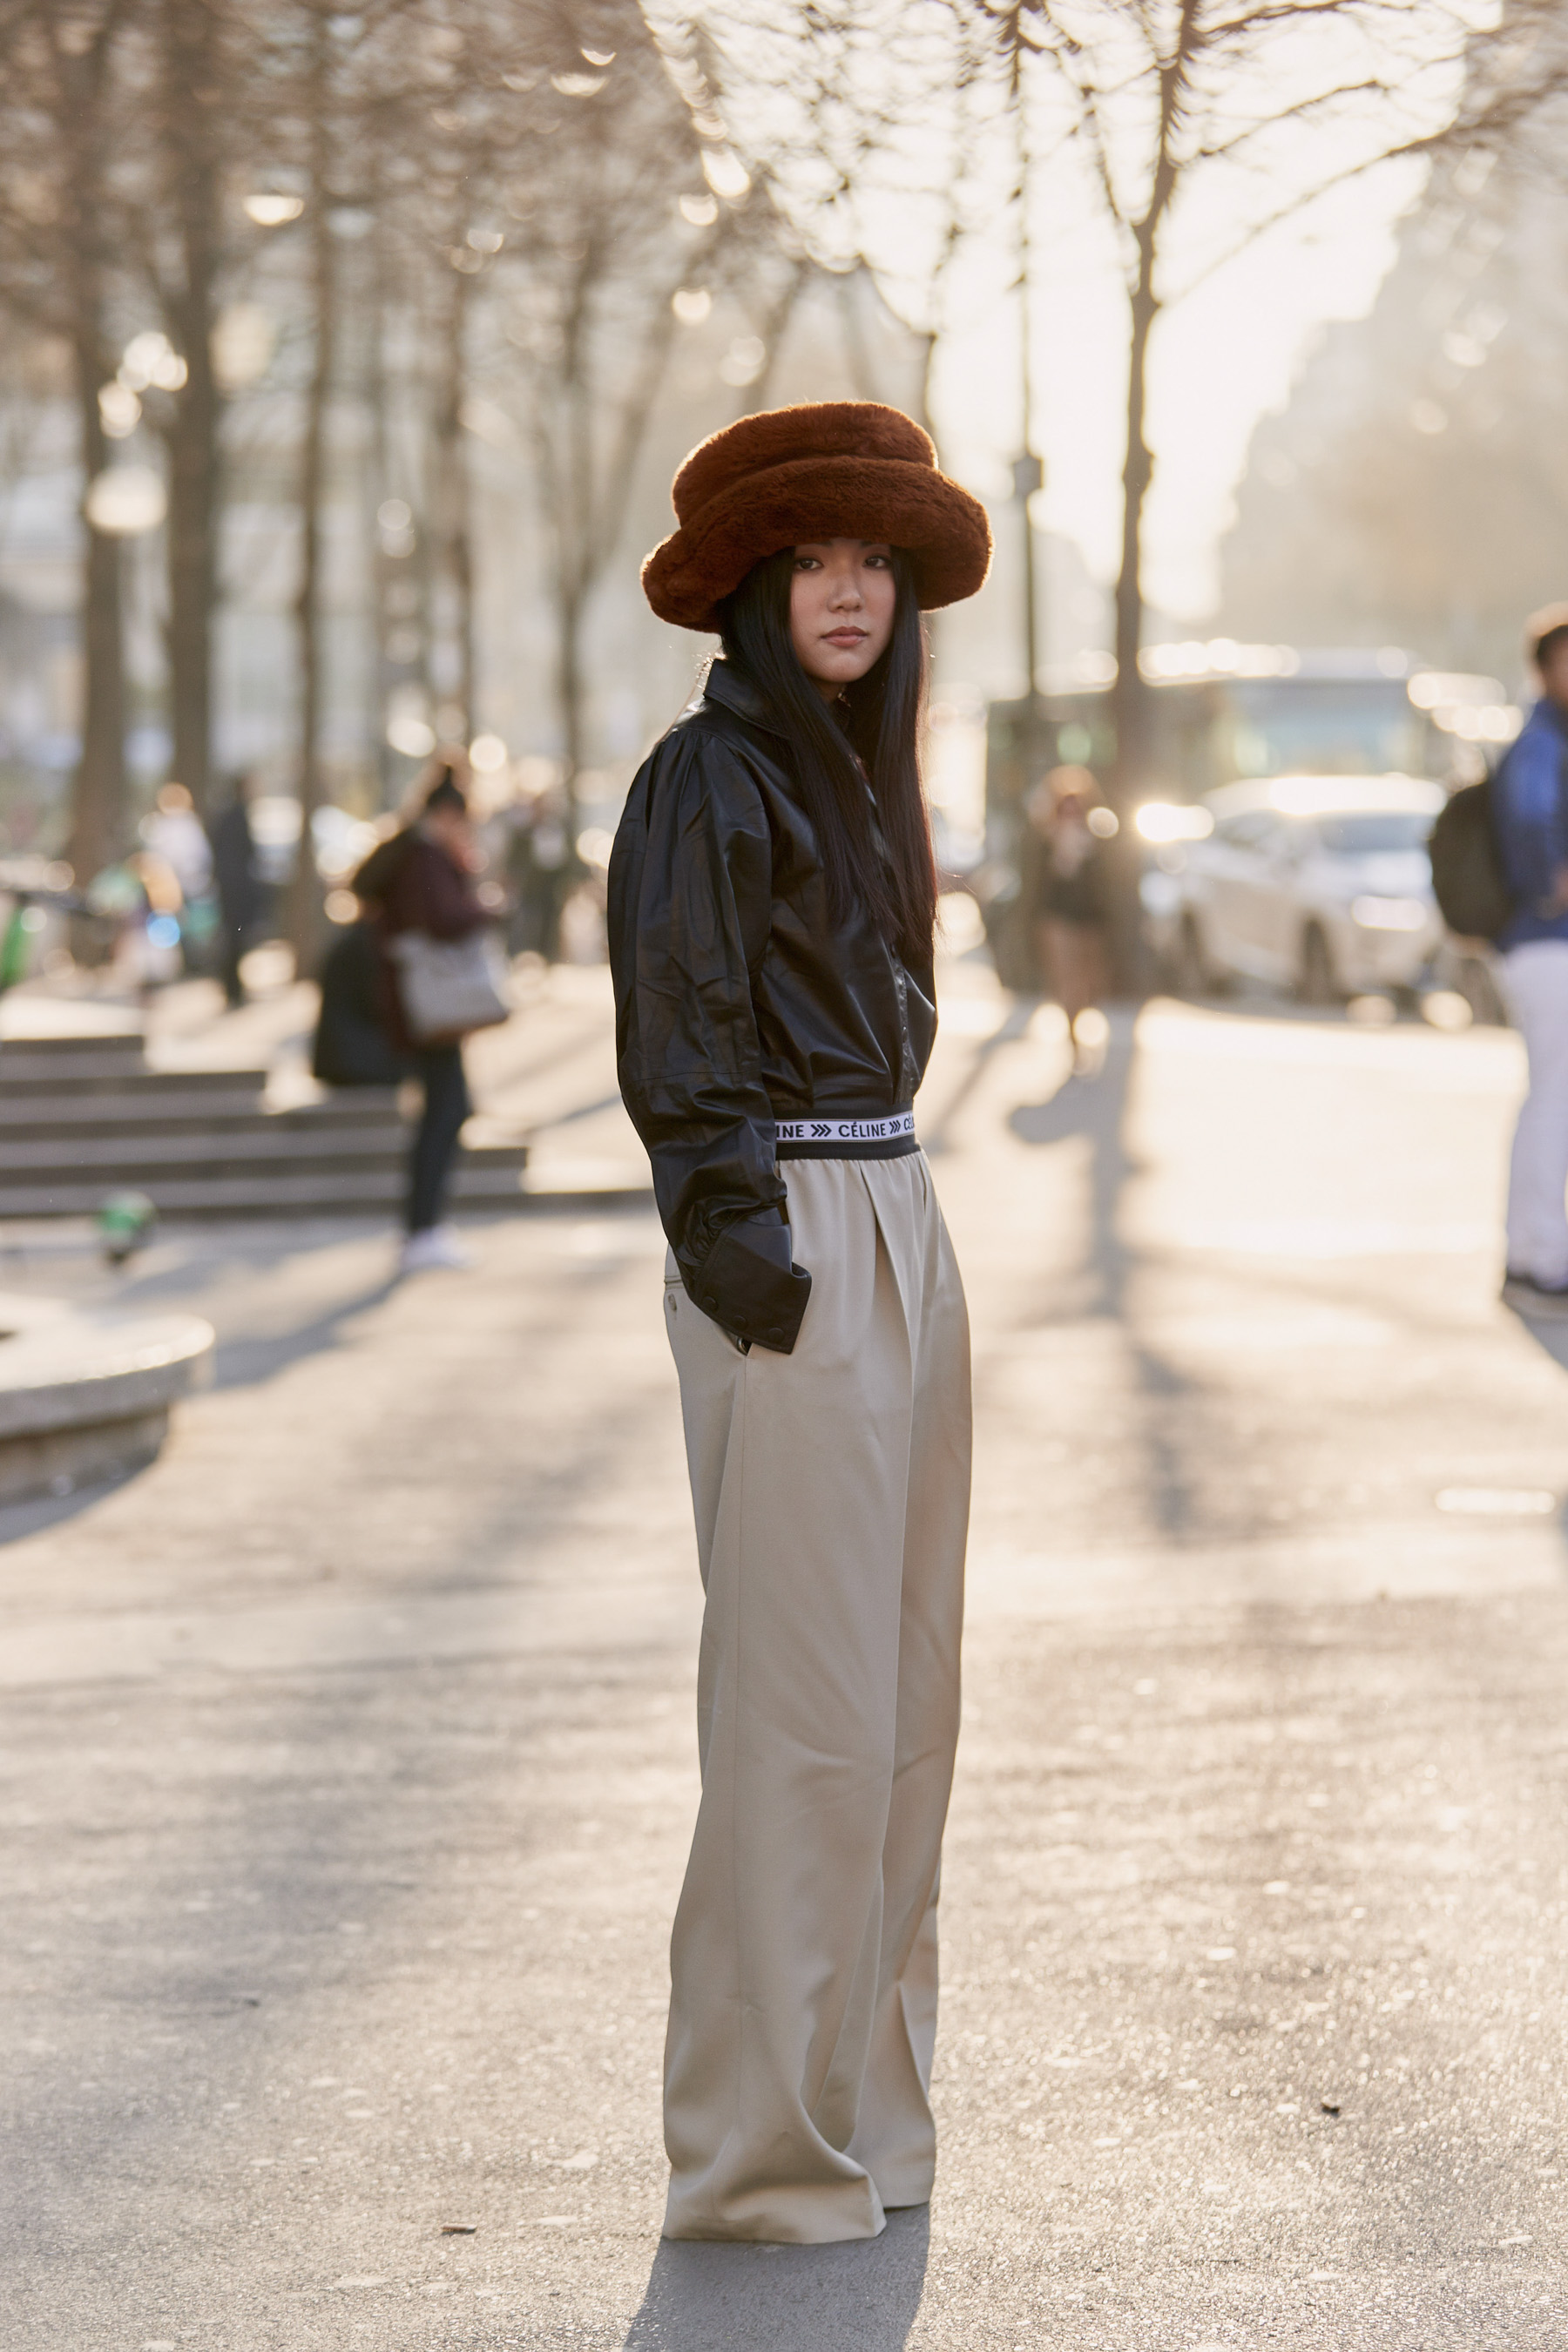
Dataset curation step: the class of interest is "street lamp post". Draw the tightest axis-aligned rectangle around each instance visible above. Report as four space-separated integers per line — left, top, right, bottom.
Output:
1012 26 1046 780
1013 449 1043 737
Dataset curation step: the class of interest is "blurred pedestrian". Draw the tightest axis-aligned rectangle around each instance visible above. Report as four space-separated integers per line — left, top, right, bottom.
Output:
1028 763 1109 1071
1495 605 1568 1314
207 772 265 1008
611 402 990 2242
353 756 493 1274
81 848 181 1002
504 785 573 961
311 914 413 1091
144 781 213 904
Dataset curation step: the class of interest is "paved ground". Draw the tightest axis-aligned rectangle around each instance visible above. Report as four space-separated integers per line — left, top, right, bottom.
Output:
4 952 1568 2349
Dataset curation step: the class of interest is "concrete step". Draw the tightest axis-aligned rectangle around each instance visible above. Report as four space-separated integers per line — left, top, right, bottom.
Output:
0 1094 406 1141
0 1147 531 1221
0 1027 548 1223
0 1035 146 1079
0 1064 270 1099
0 1125 422 1177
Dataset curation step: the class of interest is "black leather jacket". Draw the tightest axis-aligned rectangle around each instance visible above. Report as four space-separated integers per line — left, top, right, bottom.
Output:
608 659 936 1353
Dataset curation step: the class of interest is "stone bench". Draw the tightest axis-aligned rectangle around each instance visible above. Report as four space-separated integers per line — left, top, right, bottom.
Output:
0 1293 215 1505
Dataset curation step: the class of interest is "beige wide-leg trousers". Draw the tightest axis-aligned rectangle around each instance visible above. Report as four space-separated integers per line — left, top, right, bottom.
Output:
659 1152 970 2243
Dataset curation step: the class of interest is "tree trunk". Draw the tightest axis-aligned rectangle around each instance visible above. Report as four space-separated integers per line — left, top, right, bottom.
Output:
1111 253 1157 805
58 19 125 884
68 316 125 882
743 255 809 416
162 0 222 818
836 268 878 401
366 195 400 808
287 24 335 960
558 267 593 826
1104 233 1159 993
558 576 584 820
434 267 474 735
914 328 938 441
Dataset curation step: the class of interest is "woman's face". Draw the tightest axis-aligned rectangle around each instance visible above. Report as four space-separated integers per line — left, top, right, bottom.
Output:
788 541 896 700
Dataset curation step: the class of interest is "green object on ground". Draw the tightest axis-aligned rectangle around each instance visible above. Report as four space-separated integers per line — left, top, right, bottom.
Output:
98 1191 158 1265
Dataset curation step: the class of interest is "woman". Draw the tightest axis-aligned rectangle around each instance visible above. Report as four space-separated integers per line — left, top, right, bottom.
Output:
609 402 991 2243
1028 762 1110 1071
352 760 488 1273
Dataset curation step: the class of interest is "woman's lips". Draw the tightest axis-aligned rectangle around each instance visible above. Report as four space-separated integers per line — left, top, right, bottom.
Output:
823 629 867 647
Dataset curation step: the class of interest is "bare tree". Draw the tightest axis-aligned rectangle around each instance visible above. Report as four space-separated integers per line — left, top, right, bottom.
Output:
482 6 714 813
0 0 139 877
274 0 401 946
959 0 1480 981
695 0 998 436
1016 4 1473 800
147 0 238 819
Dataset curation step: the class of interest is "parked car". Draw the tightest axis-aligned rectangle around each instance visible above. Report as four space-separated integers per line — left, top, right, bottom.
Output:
1140 774 1448 1003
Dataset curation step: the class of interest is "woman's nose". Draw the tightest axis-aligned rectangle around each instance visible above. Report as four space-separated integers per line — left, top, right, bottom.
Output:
827 567 863 608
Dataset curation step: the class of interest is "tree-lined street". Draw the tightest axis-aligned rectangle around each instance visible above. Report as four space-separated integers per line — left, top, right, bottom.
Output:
5 962 1568 2348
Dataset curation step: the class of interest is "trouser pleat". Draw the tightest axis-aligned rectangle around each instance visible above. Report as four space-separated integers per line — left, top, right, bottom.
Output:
659 1152 970 2242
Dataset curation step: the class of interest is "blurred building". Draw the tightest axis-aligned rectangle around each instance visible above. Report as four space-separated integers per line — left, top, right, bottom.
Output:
1219 121 1568 690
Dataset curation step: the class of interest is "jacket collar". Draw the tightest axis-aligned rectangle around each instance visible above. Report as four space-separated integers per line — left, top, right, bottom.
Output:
697 655 790 740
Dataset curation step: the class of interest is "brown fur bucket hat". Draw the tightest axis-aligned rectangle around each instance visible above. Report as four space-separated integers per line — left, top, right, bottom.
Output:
642 401 992 632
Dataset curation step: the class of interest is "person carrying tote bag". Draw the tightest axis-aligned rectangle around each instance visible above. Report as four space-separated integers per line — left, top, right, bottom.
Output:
609 402 991 2243
352 760 499 1273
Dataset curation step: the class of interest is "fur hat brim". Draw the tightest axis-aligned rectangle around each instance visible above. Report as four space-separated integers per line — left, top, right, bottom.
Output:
642 417 992 632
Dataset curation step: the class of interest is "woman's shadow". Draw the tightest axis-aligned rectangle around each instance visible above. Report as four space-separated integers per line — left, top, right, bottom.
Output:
623 2206 930 2351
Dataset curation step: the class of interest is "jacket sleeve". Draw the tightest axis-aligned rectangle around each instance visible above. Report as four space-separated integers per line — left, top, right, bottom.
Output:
608 726 811 1354
1497 716 1568 908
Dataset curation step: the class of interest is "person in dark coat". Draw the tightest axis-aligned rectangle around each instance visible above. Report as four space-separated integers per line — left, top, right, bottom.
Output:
1026 763 1111 1071
207 772 266 1007
352 762 490 1272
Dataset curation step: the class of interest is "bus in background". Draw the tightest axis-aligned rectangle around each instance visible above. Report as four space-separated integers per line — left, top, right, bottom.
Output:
977 643 1522 989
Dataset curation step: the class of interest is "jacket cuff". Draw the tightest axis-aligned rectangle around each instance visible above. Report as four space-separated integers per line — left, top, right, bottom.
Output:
688 1214 812 1354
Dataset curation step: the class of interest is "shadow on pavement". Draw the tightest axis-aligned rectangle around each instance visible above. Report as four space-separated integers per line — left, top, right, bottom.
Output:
921 996 1039 1156
624 2206 929 2350
1004 1007 1137 1305
0 1461 148 1546
0 1207 692 2326
1004 1010 1197 1539
1504 1301 1568 1379
208 1273 404 1389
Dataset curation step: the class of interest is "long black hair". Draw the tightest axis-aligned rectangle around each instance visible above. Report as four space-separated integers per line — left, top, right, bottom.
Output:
717 546 936 963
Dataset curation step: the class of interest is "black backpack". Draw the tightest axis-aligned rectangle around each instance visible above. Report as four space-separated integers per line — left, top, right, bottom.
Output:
1429 771 1513 942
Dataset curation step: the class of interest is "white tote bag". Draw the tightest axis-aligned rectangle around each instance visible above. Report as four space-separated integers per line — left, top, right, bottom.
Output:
388 928 512 1044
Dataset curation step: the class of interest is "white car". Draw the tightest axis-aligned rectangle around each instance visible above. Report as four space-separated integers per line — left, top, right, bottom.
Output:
1141 774 1448 1002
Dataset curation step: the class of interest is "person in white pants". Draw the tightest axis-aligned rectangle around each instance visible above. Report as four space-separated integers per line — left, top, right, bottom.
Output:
1494 607 1568 1312
1501 941 1568 1296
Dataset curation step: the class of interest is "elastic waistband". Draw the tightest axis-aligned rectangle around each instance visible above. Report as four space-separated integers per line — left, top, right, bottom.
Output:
774 1109 917 1161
